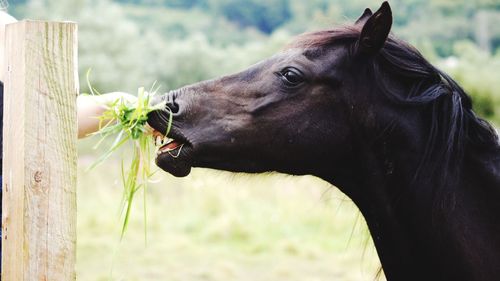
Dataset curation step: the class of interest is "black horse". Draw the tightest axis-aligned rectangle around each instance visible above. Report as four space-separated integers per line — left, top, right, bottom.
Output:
148 2 500 280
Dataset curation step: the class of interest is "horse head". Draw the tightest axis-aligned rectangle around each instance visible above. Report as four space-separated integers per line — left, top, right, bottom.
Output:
148 3 394 187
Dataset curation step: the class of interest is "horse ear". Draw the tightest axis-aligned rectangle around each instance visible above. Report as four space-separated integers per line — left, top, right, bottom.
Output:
357 1 392 55
355 8 373 25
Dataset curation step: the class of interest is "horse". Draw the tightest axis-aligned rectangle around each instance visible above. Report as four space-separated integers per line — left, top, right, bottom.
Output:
147 2 500 280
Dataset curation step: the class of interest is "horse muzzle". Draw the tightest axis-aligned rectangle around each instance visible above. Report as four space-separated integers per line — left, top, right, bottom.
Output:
148 90 194 177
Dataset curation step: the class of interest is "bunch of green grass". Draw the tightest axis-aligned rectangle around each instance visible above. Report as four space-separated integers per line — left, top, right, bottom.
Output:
86 77 171 240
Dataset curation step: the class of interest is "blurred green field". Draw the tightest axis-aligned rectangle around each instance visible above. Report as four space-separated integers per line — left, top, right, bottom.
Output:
76 138 383 281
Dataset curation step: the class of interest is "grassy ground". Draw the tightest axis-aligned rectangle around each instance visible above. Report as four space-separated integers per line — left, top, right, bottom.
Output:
76 139 384 281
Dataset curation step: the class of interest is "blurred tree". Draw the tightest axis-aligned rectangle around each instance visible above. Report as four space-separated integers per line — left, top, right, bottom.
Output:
20 0 158 93
116 0 208 8
4 0 27 5
210 0 291 34
162 0 208 8
439 41 500 125
283 0 342 34
15 0 289 93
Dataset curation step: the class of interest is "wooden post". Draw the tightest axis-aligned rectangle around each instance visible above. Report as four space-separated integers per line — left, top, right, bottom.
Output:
1 21 78 280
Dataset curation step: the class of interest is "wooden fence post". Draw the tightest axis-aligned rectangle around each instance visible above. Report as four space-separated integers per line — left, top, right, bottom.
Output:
1 21 78 280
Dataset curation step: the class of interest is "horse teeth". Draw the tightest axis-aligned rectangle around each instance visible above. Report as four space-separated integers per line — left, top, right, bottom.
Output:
155 136 162 147
163 138 174 146
154 135 176 150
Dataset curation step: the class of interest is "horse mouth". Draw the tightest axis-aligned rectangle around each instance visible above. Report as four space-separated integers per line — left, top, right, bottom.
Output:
151 129 193 177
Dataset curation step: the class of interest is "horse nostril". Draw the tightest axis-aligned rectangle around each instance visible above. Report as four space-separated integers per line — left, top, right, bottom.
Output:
162 90 180 114
151 91 180 115
166 101 180 114
147 91 182 130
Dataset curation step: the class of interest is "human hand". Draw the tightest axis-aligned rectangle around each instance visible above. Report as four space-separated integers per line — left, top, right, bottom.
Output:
92 92 138 107
77 92 138 139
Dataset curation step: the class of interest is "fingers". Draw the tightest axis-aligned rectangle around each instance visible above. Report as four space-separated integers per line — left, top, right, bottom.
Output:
98 92 138 105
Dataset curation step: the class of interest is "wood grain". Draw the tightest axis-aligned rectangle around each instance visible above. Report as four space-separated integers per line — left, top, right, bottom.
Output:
2 21 78 281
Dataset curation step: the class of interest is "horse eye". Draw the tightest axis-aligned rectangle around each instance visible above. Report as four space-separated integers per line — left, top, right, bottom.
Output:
279 68 304 87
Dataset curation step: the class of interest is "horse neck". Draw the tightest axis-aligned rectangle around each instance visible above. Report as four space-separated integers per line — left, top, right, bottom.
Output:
348 138 500 281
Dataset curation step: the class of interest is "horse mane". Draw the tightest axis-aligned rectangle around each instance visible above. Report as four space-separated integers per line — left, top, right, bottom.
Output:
290 26 500 216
